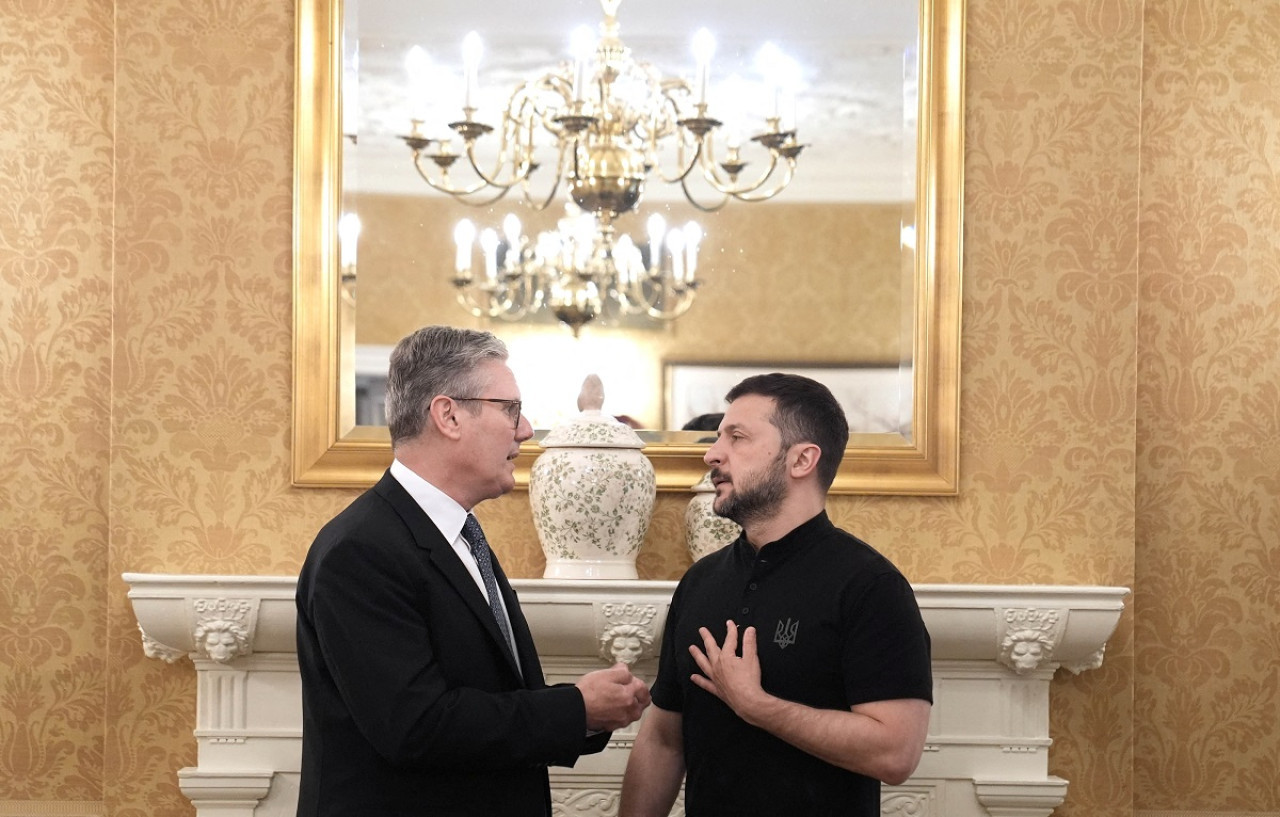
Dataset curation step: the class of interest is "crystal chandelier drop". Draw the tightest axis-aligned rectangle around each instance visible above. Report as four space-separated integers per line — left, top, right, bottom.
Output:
399 0 805 332
452 207 703 337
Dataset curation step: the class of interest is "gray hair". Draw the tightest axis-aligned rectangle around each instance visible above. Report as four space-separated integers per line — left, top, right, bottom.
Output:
384 326 509 447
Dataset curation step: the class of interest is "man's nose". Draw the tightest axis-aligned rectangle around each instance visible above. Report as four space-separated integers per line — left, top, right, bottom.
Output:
704 441 723 467
516 413 535 441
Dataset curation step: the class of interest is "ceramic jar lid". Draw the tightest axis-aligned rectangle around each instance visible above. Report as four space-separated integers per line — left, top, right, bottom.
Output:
539 410 646 449
537 373 646 450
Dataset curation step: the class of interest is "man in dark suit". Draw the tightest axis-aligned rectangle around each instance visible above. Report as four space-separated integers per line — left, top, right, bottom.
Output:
296 325 651 817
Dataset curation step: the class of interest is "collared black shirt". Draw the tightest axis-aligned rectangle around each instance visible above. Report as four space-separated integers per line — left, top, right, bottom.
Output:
651 512 933 816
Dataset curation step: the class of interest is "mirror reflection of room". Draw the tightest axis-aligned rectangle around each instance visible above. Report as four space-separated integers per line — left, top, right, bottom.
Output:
339 0 918 432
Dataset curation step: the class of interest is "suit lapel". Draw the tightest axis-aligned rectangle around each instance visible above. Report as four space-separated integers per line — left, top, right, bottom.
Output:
488 554 544 686
374 471 530 684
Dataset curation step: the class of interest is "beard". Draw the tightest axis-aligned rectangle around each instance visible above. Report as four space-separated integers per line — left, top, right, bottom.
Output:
712 449 788 527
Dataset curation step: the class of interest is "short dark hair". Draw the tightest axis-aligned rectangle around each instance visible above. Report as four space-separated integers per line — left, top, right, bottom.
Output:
681 412 724 432
385 326 508 447
724 373 848 490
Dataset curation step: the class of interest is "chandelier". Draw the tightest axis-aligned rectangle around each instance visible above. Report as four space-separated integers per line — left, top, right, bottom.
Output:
398 0 805 332
451 207 702 337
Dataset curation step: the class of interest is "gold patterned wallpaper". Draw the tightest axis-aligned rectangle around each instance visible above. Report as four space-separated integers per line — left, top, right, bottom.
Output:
1136 0 1280 807
0 0 1276 816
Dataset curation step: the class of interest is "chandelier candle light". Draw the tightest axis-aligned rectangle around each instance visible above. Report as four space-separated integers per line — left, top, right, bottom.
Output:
337 212 361 306
399 0 805 334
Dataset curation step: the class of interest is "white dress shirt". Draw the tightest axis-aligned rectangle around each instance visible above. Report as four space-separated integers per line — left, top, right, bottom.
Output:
389 459 520 663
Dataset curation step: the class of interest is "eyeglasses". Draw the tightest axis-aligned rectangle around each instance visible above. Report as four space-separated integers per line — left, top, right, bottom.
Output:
449 397 523 429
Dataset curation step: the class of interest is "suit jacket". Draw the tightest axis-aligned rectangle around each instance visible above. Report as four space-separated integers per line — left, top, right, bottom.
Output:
296 471 607 816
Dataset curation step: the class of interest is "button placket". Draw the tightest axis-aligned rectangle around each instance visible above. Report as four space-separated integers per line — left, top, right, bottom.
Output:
740 573 763 618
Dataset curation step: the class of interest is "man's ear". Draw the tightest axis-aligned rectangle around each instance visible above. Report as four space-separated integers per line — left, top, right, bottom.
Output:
428 395 465 441
789 443 822 479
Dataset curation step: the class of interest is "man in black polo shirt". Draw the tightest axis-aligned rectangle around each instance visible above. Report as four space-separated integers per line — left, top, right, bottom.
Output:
621 373 933 817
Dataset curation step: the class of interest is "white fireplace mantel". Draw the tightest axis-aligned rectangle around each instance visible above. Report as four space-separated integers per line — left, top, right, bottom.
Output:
123 573 1127 817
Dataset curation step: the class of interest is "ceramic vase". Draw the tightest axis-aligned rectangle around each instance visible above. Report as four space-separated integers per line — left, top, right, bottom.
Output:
684 470 741 561
530 409 656 579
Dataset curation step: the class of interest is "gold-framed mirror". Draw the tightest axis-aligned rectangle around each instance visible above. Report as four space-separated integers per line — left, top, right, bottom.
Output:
293 0 963 495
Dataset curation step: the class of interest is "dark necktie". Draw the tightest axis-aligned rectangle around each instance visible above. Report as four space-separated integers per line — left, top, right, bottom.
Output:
462 514 518 665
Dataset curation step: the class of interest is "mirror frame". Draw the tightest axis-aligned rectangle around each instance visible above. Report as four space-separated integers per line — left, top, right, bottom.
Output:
292 0 963 495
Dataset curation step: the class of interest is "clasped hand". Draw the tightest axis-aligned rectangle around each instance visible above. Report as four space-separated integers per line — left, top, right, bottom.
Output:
689 620 766 722
576 662 651 732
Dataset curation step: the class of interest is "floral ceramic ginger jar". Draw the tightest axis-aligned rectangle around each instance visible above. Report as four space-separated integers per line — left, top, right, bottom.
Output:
529 375 656 579
684 470 742 560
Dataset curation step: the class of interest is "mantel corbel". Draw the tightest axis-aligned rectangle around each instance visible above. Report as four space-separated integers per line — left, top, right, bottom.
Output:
910 584 1127 674
124 573 298 664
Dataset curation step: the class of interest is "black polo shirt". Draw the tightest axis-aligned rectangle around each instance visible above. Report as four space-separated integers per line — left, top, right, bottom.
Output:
650 512 932 817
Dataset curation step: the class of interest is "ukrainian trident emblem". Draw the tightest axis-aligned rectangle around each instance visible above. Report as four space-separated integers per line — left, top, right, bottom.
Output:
773 618 799 649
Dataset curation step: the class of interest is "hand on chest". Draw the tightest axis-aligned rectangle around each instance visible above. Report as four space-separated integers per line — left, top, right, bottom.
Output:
679 578 850 705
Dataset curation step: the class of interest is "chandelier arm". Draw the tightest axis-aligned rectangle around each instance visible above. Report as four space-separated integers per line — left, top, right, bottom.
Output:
724 161 799 202
637 277 697 321
447 183 517 208
679 173 731 213
645 96 701 185
521 172 563 211
493 82 574 211
519 140 572 211
450 86 549 191
651 78 692 143
505 271 546 320
455 288 500 319
488 275 525 320
657 77 694 107
407 121 533 197
497 74 576 201
647 143 700 186
646 292 696 321
694 145 785 196
455 294 483 318
531 73 574 109
460 138 535 191
492 293 532 321
671 136 711 184
504 82 558 164
537 82 583 144
410 152 510 200
457 276 538 321
612 278 649 315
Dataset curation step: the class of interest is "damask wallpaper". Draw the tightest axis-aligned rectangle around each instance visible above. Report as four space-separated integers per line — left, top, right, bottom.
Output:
1136 0 1280 808
0 0 1276 816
